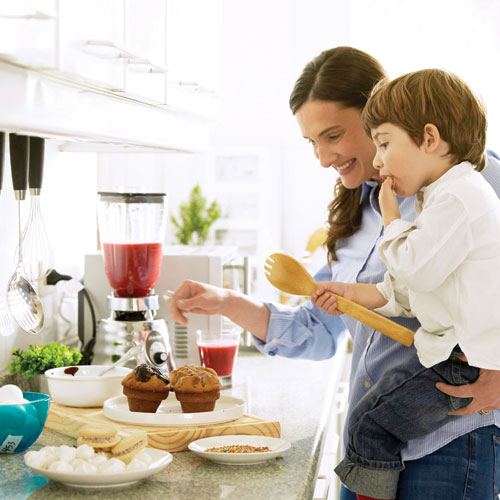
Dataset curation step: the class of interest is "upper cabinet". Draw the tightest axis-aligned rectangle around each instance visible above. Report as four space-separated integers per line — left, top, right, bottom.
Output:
124 0 167 103
58 0 126 91
165 0 223 117
0 0 222 117
0 0 58 68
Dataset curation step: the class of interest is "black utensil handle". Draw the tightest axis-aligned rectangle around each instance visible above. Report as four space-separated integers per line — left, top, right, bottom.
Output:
29 136 45 190
0 132 5 191
9 134 29 191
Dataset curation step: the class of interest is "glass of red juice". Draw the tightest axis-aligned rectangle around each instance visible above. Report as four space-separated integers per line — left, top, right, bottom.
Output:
196 329 241 389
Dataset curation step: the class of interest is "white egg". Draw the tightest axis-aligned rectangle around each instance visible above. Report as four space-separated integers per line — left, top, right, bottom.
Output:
75 444 95 459
0 384 24 403
48 460 74 473
57 445 76 462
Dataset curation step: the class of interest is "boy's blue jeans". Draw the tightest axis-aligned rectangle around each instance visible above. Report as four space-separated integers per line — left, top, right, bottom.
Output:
335 347 479 499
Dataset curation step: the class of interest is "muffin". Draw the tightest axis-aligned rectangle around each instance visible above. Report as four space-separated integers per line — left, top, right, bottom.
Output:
170 364 221 413
121 363 171 413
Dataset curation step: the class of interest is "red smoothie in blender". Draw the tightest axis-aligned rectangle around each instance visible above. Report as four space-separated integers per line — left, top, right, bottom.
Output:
103 242 162 297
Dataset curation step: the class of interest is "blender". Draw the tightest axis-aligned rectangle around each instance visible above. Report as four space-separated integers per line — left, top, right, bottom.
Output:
92 192 175 373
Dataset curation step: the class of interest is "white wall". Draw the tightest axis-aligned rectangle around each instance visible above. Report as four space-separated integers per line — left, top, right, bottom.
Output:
348 0 500 153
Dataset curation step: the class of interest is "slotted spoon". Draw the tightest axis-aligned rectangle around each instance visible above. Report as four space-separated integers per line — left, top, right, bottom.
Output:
0 132 14 336
264 252 414 346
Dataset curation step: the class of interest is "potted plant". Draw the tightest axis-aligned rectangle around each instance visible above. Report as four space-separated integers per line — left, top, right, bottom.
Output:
8 342 82 393
170 184 221 245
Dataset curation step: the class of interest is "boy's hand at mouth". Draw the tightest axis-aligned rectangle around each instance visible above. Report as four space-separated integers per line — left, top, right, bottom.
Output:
379 177 400 228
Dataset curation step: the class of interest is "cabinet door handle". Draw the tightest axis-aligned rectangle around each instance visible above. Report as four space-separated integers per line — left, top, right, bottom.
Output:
172 80 219 97
334 382 349 415
83 40 168 74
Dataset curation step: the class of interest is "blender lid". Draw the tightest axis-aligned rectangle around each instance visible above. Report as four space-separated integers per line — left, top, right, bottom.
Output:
98 192 166 203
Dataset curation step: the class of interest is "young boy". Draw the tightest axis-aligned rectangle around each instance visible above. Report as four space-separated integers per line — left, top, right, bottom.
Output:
311 69 500 500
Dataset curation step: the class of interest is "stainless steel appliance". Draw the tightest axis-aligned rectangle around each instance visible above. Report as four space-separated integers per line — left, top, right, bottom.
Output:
86 191 175 373
79 245 249 368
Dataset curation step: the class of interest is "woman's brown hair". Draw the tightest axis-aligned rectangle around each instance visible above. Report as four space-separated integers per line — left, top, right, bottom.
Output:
289 47 387 261
362 69 486 171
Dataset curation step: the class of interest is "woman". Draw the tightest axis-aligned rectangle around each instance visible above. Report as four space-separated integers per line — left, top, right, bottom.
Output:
168 47 500 500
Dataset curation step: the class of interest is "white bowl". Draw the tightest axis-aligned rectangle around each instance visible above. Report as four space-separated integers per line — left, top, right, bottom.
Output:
44 365 131 408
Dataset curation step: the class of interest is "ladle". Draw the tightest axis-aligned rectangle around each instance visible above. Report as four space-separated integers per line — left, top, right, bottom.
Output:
0 132 14 337
264 252 414 346
6 134 44 334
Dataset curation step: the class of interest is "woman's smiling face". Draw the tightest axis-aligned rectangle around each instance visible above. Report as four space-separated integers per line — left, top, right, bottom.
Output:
295 99 380 188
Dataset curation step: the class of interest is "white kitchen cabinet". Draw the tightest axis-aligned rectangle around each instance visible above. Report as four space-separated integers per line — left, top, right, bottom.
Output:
123 0 167 103
58 0 126 91
0 0 222 118
0 0 58 68
165 0 223 117
314 338 352 500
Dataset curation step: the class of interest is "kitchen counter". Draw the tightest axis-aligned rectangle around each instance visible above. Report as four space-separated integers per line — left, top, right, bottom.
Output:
0 335 349 500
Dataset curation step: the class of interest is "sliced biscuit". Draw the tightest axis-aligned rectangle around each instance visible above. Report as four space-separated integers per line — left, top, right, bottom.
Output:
111 431 148 464
77 424 121 449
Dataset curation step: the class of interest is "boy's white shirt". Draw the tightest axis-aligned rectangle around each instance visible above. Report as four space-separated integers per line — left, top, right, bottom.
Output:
375 161 500 369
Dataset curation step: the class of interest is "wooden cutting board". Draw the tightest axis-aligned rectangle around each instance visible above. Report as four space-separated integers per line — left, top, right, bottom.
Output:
45 402 281 452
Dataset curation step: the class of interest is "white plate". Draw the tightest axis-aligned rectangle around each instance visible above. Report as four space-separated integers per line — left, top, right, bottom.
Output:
188 435 291 465
103 395 245 426
24 449 172 488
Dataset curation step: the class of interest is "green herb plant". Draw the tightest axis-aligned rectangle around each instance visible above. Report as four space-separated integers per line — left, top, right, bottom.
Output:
8 342 82 380
170 184 221 245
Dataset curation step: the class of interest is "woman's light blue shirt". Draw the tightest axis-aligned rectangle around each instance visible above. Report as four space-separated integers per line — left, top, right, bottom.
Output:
254 154 500 462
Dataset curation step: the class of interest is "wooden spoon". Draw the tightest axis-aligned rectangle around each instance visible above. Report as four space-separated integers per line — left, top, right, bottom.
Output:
264 252 414 346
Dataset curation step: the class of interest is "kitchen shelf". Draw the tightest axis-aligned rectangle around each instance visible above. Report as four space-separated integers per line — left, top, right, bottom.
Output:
0 57 210 152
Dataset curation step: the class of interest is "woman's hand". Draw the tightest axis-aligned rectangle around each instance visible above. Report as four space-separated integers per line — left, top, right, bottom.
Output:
436 363 500 416
379 177 401 227
311 282 348 316
167 280 230 326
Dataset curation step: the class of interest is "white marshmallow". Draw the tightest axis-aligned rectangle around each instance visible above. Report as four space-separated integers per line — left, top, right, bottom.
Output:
126 457 148 471
98 457 126 473
75 444 95 459
48 460 74 473
57 445 76 462
74 461 98 474
88 453 108 466
135 450 152 465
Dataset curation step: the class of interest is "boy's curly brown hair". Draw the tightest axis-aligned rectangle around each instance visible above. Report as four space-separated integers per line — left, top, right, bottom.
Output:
362 69 487 171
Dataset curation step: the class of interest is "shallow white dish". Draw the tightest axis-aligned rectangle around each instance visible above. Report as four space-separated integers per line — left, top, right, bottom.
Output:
45 365 132 408
24 448 172 488
188 435 291 465
103 394 245 426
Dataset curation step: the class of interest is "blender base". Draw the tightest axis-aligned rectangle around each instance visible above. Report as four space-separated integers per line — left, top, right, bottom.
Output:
93 317 175 374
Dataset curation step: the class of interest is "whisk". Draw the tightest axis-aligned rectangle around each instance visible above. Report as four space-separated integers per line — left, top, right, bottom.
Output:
22 137 54 282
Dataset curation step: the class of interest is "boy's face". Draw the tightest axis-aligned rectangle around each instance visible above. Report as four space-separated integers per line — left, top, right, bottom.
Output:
371 123 434 197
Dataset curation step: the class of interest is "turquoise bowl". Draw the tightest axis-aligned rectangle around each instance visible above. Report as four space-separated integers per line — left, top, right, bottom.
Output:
0 392 50 453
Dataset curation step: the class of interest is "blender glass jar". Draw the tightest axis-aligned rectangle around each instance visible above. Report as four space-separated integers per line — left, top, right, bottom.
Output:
97 192 167 298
